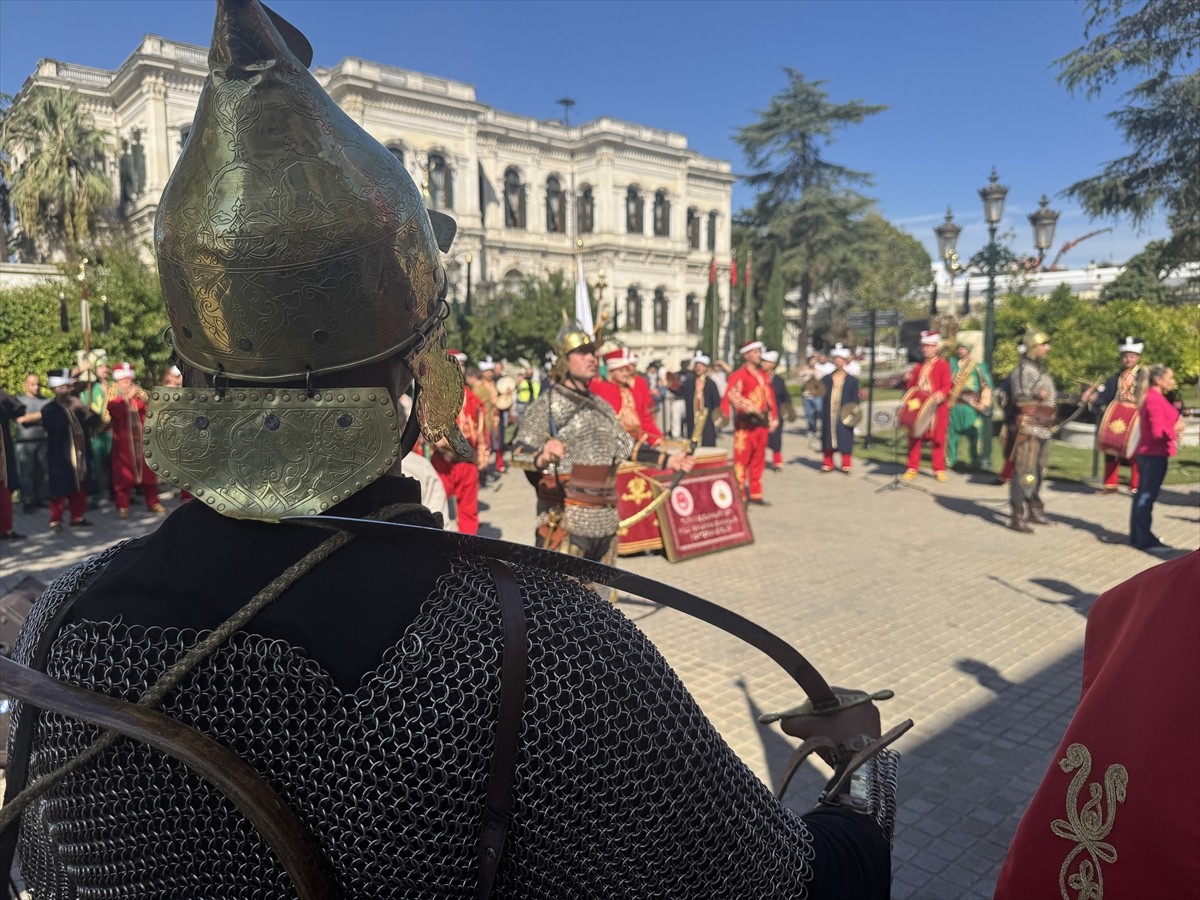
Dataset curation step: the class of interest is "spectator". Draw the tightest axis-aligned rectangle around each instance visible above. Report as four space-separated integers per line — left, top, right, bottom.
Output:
13 373 50 512
1129 364 1186 553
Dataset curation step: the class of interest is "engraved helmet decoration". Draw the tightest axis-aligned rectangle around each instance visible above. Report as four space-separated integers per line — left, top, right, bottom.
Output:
146 0 470 522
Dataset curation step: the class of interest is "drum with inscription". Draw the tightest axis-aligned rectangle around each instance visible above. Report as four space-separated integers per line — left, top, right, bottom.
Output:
898 387 938 438
1097 400 1140 459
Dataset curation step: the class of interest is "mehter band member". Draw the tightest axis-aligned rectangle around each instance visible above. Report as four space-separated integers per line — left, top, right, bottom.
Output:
680 351 722 447
902 330 951 482
1086 335 1145 494
107 362 165 519
821 344 860 473
722 339 779 505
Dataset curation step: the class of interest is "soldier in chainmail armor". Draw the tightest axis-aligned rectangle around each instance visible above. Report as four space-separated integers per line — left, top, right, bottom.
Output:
1007 330 1058 533
1 2 898 896
512 328 692 564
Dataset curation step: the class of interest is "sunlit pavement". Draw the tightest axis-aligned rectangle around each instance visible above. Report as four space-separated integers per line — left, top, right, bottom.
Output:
3 426 1197 898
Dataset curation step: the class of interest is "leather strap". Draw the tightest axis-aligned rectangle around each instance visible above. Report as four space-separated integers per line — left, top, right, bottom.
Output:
478 559 528 899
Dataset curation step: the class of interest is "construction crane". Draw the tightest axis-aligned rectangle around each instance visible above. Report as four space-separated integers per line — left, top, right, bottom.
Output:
1048 227 1114 271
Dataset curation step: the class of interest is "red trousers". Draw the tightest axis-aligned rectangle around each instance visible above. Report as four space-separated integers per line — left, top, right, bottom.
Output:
0 487 12 534
907 433 947 473
115 483 160 512
823 450 852 471
49 491 88 525
431 455 480 535
733 427 769 500
1103 457 1139 491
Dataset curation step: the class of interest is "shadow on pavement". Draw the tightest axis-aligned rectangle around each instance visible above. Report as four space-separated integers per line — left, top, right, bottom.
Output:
955 658 1015 694
934 496 1008 528
1029 578 1096 617
1158 486 1200 507
734 677 828 814
1045 511 1128 545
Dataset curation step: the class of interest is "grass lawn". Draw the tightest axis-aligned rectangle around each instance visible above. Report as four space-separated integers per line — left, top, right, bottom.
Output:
855 428 1200 486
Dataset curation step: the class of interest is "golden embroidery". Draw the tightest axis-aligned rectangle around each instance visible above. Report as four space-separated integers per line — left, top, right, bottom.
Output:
1051 742 1128 900
621 476 653 504
1109 419 1127 435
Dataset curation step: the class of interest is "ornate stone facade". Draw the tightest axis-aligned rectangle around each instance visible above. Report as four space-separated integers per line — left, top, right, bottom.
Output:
11 37 734 363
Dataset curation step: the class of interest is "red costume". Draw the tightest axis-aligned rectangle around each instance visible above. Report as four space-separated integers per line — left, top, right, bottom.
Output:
108 390 161 514
905 356 952 473
995 551 1200 899
590 375 663 447
431 386 485 534
721 365 778 502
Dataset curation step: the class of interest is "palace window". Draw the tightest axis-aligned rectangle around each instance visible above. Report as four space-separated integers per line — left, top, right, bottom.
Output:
428 153 453 210
504 168 526 229
578 185 594 234
387 144 405 166
626 186 644 234
687 208 700 249
653 288 669 332
685 293 700 334
653 191 670 237
707 210 718 251
546 176 566 234
625 286 643 331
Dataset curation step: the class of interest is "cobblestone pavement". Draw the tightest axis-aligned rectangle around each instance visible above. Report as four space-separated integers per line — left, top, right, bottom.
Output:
3 425 1198 898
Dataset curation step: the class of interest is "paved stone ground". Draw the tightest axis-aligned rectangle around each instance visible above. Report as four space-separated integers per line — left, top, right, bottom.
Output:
3 425 1197 898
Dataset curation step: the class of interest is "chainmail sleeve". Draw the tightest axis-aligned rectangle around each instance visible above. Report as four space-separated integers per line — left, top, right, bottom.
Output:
12 547 891 898
511 389 552 469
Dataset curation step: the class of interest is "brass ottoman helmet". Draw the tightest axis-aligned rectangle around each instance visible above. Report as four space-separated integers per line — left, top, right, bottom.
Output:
146 0 470 521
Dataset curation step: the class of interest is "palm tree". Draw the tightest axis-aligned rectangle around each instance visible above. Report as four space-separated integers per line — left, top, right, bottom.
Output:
1 88 113 260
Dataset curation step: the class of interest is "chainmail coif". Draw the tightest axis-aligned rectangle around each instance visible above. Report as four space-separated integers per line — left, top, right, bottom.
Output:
12 544 894 898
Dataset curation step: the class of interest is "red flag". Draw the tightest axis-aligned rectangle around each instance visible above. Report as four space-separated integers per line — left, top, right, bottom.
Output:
709 255 716 285
731 256 738 287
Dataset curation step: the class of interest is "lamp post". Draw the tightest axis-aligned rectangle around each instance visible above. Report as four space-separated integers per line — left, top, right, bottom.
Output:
1028 195 1060 268
933 208 963 321
978 168 1008 466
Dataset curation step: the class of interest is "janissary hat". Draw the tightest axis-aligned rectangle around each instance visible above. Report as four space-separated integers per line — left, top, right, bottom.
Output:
693 351 711 366
761 350 780 364
478 357 496 372
920 331 942 346
603 348 637 370
448 348 468 363
47 369 73 388
112 362 136 380
831 343 852 359
1118 335 1144 354
739 340 764 355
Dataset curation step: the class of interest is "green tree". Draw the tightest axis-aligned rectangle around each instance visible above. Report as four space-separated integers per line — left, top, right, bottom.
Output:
464 271 574 365
736 69 885 360
993 283 1198 389
849 213 932 313
0 88 114 261
760 261 786 351
1056 0 1200 265
701 277 720 362
0 238 171 392
1100 239 1187 304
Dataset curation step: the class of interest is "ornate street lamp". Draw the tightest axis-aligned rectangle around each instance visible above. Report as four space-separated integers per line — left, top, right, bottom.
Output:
1028 195 1060 268
933 208 963 317
976 169 1058 466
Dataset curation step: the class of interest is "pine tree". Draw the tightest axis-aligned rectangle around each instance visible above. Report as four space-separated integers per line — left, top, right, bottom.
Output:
761 261 786 352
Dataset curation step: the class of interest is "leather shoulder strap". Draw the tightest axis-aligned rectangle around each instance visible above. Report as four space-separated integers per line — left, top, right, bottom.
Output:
477 559 528 899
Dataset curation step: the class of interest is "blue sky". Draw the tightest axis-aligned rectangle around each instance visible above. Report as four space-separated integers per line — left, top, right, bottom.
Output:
0 0 1167 267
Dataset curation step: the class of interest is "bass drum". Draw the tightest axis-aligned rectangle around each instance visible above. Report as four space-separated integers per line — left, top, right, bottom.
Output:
897 388 938 438
1097 400 1140 460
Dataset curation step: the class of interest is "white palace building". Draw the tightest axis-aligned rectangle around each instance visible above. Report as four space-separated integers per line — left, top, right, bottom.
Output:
7 35 736 364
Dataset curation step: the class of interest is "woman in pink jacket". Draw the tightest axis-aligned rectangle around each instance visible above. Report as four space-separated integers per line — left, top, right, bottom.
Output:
1129 364 1186 552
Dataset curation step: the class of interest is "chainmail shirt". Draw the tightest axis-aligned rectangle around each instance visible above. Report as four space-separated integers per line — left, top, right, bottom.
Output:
1011 359 1057 406
8 502 894 898
512 383 634 538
